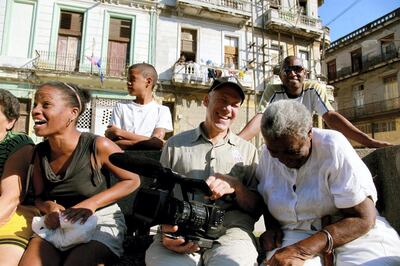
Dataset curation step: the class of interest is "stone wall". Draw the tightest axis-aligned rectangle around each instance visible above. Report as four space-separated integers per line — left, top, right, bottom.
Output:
358 146 400 233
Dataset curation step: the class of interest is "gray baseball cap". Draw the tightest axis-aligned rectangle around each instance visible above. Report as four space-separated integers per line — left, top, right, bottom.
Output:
208 76 245 104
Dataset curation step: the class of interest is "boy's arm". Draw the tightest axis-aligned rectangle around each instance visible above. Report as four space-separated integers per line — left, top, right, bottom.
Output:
105 124 147 142
107 125 166 150
322 111 392 148
238 113 262 141
238 84 275 140
151 127 166 140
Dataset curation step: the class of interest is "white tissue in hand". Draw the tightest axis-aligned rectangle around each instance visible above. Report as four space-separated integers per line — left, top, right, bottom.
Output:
32 214 98 251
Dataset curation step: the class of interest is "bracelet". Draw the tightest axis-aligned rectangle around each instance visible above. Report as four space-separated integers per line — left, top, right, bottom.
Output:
321 229 334 254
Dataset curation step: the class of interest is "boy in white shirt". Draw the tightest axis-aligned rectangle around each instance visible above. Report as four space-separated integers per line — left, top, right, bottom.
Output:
105 63 173 150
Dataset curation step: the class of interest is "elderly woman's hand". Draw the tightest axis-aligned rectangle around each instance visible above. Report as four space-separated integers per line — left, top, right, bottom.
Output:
259 228 283 251
264 244 313 266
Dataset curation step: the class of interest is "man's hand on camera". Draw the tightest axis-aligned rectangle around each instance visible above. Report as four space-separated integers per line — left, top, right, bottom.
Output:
160 224 200 254
206 173 237 200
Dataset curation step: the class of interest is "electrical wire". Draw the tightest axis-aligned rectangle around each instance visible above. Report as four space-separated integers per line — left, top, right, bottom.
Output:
325 0 364 26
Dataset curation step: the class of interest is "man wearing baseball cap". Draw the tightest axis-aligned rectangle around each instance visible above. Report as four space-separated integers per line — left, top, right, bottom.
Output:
145 76 262 266
208 76 246 104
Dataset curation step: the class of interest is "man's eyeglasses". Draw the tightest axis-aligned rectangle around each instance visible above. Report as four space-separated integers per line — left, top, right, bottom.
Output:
282 65 304 75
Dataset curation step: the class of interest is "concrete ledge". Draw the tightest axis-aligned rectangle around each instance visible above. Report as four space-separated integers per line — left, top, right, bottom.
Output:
359 146 400 233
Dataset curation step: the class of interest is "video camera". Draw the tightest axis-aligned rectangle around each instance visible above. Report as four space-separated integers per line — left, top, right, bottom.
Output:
109 153 226 248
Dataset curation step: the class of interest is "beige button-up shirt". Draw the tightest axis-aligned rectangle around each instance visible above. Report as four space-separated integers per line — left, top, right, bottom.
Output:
160 124 259 234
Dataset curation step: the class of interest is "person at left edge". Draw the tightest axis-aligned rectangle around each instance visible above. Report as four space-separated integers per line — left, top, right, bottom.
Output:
0 89 38 266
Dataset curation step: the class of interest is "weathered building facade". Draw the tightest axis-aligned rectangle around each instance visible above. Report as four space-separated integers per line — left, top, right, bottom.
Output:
0 0 158 141
0 0 328 143
156 0 328 145
324 8 400 147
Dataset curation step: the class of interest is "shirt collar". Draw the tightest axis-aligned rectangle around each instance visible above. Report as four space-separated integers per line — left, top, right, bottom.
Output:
191 123 238 146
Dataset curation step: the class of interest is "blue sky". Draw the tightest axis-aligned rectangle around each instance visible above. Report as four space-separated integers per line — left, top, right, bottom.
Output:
319 0 399 42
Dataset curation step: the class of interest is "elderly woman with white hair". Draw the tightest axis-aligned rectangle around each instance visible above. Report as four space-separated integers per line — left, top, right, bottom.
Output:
257 100 400 266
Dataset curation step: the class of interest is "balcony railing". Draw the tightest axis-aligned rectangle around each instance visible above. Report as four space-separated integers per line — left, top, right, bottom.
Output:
172 62 253 89
330 49 399 82
338 97 400 121
177 0 251 13
362 48 398 69
35 50 129 77
265 8 322 33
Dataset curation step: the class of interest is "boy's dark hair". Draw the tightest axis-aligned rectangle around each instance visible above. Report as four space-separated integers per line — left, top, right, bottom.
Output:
0 89 20 129
128 63 158 89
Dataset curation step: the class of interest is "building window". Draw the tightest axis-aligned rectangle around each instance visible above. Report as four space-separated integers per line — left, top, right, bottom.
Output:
13 98 31 134
224 36 239 69
57 11 83 71
352 84 364 107
298 50 309 71
270 44 283 66
381 34 396 59
107 17 132 76
268 0 280 9
351 49 362 73
372 120 396 133
383 75 399 99
4 1 35 58
327 59 337 80
181 28 197 62
298 0 307 15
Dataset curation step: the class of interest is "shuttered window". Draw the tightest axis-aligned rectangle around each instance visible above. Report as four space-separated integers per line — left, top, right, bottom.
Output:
180 28 197 62
107 18 131 76
224 36 238 69
57 11 83 71
59 11 83 37
327 60 336 80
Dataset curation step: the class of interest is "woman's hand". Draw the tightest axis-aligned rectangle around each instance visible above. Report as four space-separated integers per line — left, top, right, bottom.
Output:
62 207 94 224
160 224 200 254
264 244 313 266
43 201 65 229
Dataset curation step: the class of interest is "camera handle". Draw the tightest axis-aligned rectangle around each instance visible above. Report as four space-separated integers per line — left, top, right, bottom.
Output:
163 232 215 250
185 234 215 249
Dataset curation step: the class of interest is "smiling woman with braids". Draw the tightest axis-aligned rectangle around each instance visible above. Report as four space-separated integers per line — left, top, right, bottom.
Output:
19 82 140 266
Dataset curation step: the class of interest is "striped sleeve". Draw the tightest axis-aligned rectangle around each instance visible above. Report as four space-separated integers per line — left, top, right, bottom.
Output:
257 84 283 113
0 132 34 176
304 80 334 115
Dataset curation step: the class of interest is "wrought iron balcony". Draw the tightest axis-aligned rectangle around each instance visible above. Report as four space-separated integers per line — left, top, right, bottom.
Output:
329 48 399 83
338 97 400 121
35 50 129 78
176 0 251 25
362 48 399 69
264 8 323 37
172 62 253 89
